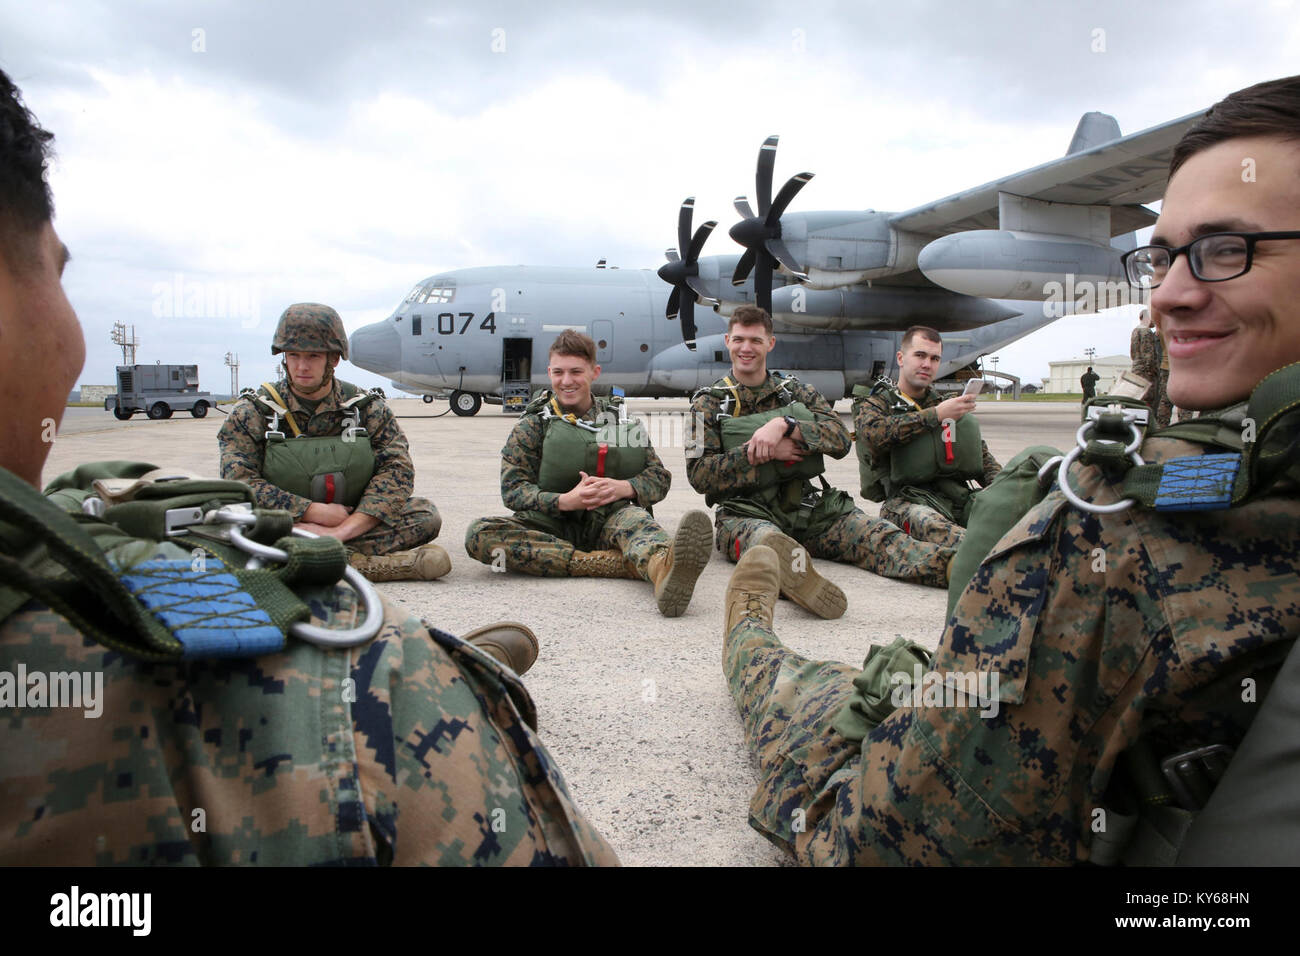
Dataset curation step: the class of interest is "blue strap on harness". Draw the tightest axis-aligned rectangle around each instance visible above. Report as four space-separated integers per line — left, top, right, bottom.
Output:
112 557 285 658
1152 454 1242 512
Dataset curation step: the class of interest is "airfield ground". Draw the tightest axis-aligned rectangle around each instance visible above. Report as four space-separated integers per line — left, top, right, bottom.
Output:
46 398 1082 866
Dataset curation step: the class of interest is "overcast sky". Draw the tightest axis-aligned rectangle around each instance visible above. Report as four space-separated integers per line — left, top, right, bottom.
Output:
4 0 1298 396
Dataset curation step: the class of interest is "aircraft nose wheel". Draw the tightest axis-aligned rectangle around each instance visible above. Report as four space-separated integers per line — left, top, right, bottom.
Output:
450 390 482 416
422 394 434 404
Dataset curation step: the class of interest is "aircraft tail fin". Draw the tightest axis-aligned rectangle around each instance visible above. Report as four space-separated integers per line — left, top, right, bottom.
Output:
1066 111 1122 155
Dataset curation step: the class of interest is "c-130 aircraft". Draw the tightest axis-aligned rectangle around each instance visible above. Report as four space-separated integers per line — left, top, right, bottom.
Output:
349 108 1204 415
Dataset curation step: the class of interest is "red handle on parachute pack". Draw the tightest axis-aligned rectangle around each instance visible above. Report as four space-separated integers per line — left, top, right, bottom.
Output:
324 473 336 503
596 443 609 477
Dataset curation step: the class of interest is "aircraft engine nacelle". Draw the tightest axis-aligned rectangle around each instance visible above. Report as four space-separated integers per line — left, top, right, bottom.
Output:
769 285 1019 332
917 230 1128 302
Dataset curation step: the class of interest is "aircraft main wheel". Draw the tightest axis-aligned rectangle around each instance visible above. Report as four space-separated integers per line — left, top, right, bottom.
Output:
113 407 132 420
190 401 209 418
422 394 434 404
450 390 481 416
148 402 170 420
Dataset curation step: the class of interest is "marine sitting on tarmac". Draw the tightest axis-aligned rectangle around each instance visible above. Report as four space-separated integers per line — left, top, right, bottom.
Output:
465 330 713 617
852 325 1001 549
686 305 954 620
719 74 1300 865
217 303 449 582
0 65 616 866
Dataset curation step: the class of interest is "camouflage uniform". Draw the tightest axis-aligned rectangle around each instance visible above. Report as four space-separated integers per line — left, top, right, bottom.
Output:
1130 327 1173 428
1080 369 1100 402
217 377 439 557
853 385 1001 548
464 393 672 577
724 426 1298 864
0 469 617 866
687 372 952 587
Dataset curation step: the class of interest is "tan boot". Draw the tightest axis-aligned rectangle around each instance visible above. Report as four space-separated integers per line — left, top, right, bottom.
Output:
754 531 846 620
461 621 539 675
349 543 452 582
725 544 780 633
569 549 641 578
646 509 713 617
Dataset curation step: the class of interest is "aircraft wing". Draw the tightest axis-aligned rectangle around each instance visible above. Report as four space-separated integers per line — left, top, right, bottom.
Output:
889 109 1207 238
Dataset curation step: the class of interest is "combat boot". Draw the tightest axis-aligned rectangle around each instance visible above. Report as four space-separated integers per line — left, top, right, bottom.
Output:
646 509 713 617
725 544 780 633
568 549 641 578
754 530 847 620
349 543 452 582
461 621 539 675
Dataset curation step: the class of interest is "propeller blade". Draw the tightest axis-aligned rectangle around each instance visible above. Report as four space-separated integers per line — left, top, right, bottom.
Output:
664 247 680 263
681 295 697 350
767 172 813 226
686 220 717 262
666 285 680 320
755 135 778 218
677 197 695 255
766 238 806 278
734 196 755 220
755 254 773 314
732 247 756 286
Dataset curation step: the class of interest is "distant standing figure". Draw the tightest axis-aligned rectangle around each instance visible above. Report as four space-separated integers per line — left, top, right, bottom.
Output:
1130 309 1173 427
1080 366 1100 403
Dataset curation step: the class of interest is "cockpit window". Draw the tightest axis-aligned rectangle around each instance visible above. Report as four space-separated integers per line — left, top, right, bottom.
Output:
421 284 455 304
403 284 423 304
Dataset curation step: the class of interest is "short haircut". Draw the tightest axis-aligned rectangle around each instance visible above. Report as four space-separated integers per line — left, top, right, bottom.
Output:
901 325 942 352
1171 74 1300 176
0 68 56 272
548 329 597 364
727 304 773 336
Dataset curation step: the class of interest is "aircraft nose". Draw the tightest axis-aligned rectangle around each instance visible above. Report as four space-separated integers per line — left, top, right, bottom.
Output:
349 321 401 375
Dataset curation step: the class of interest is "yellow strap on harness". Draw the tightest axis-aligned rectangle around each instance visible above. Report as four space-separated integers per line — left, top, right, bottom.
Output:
548 397 581 425
722 376 744 415
261 382 303 437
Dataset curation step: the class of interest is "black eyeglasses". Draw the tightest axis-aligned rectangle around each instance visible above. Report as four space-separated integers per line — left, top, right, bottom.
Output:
1120 231 1300 288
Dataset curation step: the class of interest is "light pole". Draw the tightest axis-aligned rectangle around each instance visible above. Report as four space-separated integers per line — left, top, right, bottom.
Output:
224 352 239 400
990 356 1000 400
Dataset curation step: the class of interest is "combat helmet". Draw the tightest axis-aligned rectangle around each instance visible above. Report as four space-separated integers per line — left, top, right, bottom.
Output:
271 303 349 359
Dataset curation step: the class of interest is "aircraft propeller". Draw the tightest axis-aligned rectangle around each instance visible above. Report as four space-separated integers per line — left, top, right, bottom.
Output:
656 197 716 351
729 135 813 313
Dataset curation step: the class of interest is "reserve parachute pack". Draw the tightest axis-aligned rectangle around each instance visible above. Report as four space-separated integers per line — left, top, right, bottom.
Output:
531 391 649 493
852 379 984 524
699 373 856 538
251 381 377 508
944 362 1300 865
0 461 382 662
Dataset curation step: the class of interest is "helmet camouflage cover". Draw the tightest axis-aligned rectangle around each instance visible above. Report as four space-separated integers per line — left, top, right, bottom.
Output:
271 303 349 359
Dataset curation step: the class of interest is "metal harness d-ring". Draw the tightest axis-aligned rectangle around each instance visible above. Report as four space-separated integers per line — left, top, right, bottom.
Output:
208 508 383 648
1056 417 1145 515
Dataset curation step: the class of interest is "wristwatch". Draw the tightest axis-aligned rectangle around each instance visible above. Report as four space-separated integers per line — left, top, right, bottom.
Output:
782 415 800 438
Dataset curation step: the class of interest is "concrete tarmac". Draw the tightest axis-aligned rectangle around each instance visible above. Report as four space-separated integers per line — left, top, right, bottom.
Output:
42 397 1082 866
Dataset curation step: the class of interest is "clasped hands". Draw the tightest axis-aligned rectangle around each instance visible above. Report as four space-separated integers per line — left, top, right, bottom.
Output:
296 501 379 541
745 416 806 466
558 472 635 511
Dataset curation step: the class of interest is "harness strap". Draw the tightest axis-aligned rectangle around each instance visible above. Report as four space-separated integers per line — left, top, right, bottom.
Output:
259 381 302 437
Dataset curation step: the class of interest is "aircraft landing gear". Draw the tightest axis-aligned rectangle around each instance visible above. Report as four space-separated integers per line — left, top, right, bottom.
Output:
422 394 435 404
450 390 482 417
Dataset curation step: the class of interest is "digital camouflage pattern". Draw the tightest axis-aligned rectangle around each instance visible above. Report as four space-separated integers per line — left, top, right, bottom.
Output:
688 372 953 586
853 384 1001 548
272 302 350 358
464 392 671 576
217 376 440 556
725 428 1299 864
1130 327 1173 428
0 586 618 865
